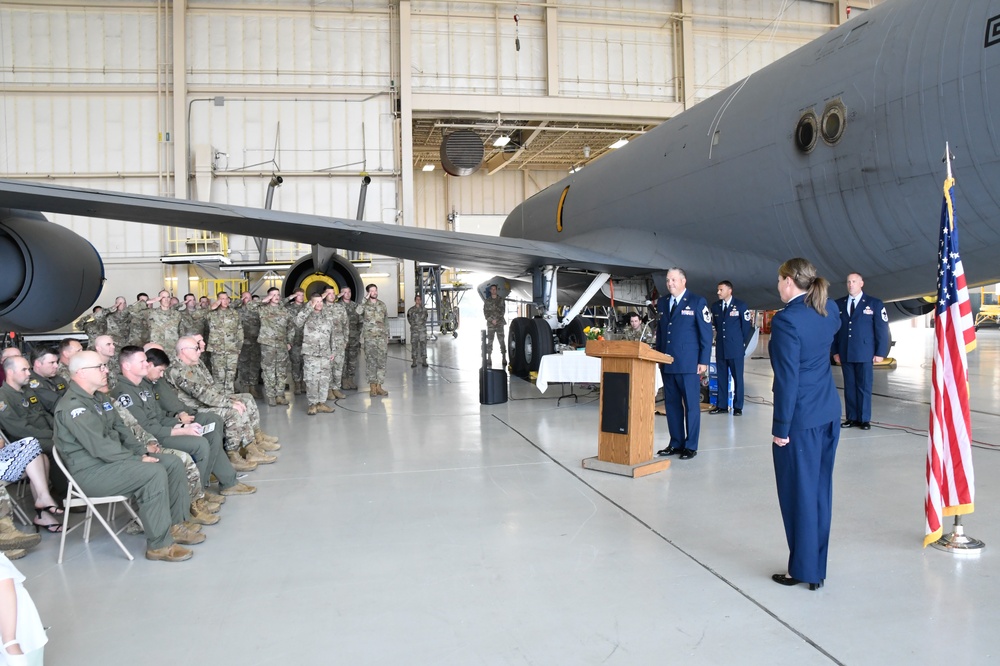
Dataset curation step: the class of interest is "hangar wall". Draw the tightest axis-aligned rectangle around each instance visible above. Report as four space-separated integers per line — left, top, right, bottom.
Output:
0 0 864 311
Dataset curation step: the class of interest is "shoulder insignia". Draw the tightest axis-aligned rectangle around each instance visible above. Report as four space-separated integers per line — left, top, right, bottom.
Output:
743 309 752 321
881 307 888 322
28 379 40 388
0 401 5 412
102 401 114 411
56 382 66 391
70 407 87 419
117 394 133 409
702 306 711 323
28 395 38 405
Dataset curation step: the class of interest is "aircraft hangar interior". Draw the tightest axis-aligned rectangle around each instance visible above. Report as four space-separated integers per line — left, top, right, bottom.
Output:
1 0 999 663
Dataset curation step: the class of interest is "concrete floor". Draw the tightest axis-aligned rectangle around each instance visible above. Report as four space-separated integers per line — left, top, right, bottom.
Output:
12 320 1000 665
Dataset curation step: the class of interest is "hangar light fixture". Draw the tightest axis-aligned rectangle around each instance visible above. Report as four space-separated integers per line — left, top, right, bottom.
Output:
609 138 629 149
422 164 435 171
493 135 511 147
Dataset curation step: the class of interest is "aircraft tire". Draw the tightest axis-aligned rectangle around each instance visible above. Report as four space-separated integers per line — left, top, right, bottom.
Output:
557 316 587 348
524 318 555 373
508 318 529 377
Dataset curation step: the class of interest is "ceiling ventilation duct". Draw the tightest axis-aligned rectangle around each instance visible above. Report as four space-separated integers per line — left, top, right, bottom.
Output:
440 129 484 176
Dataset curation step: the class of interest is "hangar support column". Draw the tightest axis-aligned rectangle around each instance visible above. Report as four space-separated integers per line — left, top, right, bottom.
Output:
399 1 417 333
172 0 188 200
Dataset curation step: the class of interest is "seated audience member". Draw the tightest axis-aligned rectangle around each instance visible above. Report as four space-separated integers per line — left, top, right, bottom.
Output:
56 338 84 383
0 436 64 533
54 351 204 562
28 347 67 413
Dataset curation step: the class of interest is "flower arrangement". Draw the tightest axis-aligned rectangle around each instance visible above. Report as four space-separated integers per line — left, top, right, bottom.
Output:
584 326 604 341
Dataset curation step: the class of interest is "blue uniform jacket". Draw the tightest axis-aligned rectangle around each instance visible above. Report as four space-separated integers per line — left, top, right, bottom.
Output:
655 291 712 374
711 297 753 360
769 297 842 438
831 294 890 362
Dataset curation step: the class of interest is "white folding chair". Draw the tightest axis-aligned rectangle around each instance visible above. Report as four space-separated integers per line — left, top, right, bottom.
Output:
0 426 35 527
52 447 142 564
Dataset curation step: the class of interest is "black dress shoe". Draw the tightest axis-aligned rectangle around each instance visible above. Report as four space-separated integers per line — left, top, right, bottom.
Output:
709 407 726 414
656 447 681 457
679 449 698 460
859 422 871 430
772 573 824 590
733 408 742 416
841 420 856 428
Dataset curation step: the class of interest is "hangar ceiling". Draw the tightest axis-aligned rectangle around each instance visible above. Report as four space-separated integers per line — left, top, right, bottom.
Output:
411 117 655 174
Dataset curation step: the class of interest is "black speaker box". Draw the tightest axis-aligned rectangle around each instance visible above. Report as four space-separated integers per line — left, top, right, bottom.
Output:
479 368 508 405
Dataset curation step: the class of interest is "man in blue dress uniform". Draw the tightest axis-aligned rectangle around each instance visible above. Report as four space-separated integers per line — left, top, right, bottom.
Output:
832 273 890 430
709 280 754 415
654 268 712 460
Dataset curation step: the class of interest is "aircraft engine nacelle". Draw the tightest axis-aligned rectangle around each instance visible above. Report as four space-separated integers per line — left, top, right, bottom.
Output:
282 250 363 301
0 209 104 334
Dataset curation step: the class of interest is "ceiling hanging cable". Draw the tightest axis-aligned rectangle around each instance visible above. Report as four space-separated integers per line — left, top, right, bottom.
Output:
514 8 520 52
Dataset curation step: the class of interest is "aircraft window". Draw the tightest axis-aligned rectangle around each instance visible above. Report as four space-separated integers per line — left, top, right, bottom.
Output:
795 113 818 153
821 102 846 145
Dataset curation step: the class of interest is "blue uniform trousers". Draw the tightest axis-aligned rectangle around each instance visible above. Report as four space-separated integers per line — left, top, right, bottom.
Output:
772 421 839 584
661 371 702 451
718 354 744 410
842 361 873 422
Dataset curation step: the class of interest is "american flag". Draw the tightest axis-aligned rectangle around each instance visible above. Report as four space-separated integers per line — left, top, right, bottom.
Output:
924 175 977 547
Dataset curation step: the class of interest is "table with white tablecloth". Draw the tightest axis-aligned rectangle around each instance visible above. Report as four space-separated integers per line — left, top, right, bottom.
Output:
535 350 663 395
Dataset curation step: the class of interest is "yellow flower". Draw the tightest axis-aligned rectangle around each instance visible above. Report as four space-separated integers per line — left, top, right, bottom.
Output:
583 326 591 333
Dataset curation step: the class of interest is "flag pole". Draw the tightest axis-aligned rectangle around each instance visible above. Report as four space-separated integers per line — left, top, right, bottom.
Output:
932 515 984 553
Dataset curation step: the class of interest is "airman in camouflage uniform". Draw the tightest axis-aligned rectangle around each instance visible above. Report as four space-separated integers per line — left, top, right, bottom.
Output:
341 287 362 390
324 288 350 400
621 312 653 343
93 335 120 392
96 296 131 350
297 295 336 415
74 307 106 347
483 284 507 367
166 336 279 467
54 351 200 562
357 284 390 397
258 288 295 406
235 292 262 397
206 292 244 395
406 295 429 368
126 293 151 346
286 289 307 394
179 293 208 338
146 290 184 350
56 338 83 384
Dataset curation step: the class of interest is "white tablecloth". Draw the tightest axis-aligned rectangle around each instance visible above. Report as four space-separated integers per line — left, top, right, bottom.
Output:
536 351 663 393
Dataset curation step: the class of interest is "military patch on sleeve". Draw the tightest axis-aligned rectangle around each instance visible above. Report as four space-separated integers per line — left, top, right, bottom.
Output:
56 383 66 391
21 398 29 408
702 306 711 323
743 309 752 321
70 407 87 419
881 307 888 322
102 401 114 411
0 401 6 413
28 379 40 389
117 394 133 409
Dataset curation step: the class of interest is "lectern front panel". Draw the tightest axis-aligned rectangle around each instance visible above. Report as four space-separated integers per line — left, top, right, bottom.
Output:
601 372 630 435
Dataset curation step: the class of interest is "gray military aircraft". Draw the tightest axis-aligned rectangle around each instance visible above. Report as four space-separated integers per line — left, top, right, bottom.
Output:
1 0 999 375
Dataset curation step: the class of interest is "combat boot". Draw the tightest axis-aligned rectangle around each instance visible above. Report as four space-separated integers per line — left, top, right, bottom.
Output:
171 524 207 545
1 548 26 561
411 360 417 367
181 521 203 533
0 516 41 551
342 377 357 390
328 388 337 400
189 503 220 526
307 404 318 416
227 450 258 472
146 544 193 562
253 428 279 444
315 403 334 413
220 481 257 496
193 497 221 514
422 360 428 367
370 383 378 396
376 384 389 396
245 442 277 465
297 380 307 394
255 432 281 452
267 397 277 407
275 395 288 405
331 388 346 399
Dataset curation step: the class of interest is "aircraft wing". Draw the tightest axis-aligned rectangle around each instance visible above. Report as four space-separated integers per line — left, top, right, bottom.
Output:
0 179 660 277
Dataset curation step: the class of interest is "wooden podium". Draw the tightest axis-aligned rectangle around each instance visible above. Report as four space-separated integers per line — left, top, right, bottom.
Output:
582 340 673 478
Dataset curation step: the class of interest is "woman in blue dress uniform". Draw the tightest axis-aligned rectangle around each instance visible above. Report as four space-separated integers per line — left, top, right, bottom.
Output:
769 258 842 590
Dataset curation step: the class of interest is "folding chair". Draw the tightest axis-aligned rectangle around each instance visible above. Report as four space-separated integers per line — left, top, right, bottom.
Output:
52 447 142 564
0 425 36 527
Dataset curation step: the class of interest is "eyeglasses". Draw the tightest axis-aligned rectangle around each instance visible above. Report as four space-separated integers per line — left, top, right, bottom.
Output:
79 364 109 371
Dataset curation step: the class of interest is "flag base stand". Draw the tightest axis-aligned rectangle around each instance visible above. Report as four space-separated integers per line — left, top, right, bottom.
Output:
932 516 985 554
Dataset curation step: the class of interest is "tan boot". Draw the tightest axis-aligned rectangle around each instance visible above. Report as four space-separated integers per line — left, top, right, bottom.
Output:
327 388 336 400
370 383 378 396
294 381 305 395
254 428 279 444
189 503 220 525
0 516 41 551
181 521 203 533
193 497 221 514
343 377 356 390
315 403 335 413
171 524 207 545
275 395 288 405
267 397 277 407
1 548 26 561
245 442 277 465
227 450 258 472
146 544 193 562
220 481 257 496
331 388 346 399
307 404 318 416
203 491 226 505
376 384 389 396
255 432 281 451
